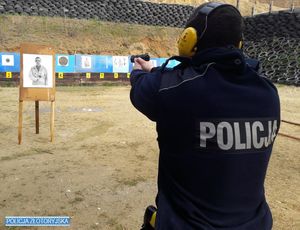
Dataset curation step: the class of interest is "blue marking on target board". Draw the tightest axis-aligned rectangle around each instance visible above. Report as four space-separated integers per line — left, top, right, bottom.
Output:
94 56 113 73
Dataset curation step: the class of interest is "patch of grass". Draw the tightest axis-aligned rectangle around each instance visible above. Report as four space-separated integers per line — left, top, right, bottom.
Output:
106 217 118 227
40 210 71 216
89 223 100 229
0 173 7 179
33 148 54 154
0 148 53 161
12 193 22 198
275 84 284 88
0 81 18 87
0 156 13 161
68 196 84 204
136 155 147 161
127 141 142 150
101 81 128 87
115 225 129 230
0 202 6 208
75 191 83 196
117 176 146 187
97 212 121 227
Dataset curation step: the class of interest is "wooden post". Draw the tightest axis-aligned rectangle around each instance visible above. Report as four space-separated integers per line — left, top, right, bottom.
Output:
50 101 55 142
35 101 39 134
236 0 240 10
18 100 23 144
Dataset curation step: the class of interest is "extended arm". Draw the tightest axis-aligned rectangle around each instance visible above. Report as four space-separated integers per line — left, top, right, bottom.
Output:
130 58 162 121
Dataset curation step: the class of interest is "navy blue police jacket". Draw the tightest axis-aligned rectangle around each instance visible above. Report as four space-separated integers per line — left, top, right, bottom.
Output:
130 47 280 230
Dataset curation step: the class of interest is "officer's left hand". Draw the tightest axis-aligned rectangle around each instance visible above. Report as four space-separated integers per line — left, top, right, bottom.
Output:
133 57 153 72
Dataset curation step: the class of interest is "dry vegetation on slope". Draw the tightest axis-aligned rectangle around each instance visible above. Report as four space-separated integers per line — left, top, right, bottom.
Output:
0 15 181 57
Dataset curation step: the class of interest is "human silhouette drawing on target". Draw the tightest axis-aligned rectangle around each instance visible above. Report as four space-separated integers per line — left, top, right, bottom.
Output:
28 56 48 85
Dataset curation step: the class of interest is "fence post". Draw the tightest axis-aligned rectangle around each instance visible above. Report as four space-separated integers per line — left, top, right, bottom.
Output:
251 6 255 16
236 0 240 10
269 0 273 14
291 0 295 12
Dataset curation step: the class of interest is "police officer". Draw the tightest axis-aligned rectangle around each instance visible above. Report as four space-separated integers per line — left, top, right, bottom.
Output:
130 2 280 229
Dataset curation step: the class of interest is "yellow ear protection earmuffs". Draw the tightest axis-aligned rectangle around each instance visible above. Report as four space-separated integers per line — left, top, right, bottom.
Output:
177 2 243 57
177 27 198 57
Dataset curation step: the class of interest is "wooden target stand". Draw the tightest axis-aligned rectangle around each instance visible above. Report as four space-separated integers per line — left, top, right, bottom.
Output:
18 44 56 144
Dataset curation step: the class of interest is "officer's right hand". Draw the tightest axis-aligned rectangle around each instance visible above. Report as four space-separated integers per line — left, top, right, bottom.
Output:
133 57 153 72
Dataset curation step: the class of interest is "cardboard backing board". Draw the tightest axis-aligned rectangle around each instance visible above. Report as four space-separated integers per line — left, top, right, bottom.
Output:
19 43 55 101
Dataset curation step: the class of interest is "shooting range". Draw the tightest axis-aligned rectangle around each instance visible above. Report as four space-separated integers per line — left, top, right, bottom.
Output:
0 0 299 229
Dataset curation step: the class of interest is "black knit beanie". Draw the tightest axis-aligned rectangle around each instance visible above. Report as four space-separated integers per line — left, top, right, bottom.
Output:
185 3 243 51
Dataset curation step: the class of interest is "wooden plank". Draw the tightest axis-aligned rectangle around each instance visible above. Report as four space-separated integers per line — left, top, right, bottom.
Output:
18 101 23 144
35 101 39 134
50 101 55 142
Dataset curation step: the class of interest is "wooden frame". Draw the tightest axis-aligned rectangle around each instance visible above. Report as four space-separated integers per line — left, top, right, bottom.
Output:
18 43 56 144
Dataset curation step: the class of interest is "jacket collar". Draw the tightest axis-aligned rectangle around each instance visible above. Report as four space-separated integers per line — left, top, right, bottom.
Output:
191 46 247 73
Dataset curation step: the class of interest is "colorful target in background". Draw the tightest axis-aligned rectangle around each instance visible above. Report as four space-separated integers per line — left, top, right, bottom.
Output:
2 54 14 66
57 56 69 67
112 56 129 73
0 53 20 72
55 55 75 73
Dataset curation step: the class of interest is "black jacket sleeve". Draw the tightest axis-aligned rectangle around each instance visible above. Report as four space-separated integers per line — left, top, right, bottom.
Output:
130 68 162 121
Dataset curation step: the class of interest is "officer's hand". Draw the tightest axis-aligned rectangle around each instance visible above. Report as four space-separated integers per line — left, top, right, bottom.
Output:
133 57 153 72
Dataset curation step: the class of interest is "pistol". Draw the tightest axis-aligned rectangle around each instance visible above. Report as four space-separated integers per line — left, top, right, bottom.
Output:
130 53 150 63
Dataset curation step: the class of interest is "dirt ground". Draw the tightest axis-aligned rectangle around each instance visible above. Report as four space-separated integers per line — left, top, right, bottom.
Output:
0 84 299 230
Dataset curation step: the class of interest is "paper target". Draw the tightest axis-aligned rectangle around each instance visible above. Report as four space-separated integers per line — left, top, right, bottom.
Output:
81 56 92 69
112 56 129 73
57 56 69 66
2 55 14 66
